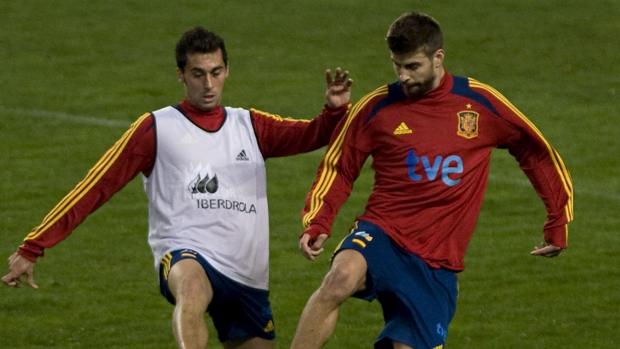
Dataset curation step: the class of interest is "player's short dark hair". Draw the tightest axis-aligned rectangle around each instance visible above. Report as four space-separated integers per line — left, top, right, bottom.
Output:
175 26 228 70
386 12 443 56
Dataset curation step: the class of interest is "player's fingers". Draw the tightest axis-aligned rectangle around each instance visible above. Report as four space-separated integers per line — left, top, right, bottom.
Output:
2 274 18 288
302 246 317 261
312 234 329 250
299 235 315 260
26 273 39 289
344 78 354 89
310 247 324 256
325 69 333 85
334 67 343 81
299 234 310 250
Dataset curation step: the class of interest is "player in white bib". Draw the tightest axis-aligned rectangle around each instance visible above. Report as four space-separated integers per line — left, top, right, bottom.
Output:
3 27 352 349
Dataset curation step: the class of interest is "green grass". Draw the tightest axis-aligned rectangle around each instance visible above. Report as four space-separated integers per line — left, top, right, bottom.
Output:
1 0 619 348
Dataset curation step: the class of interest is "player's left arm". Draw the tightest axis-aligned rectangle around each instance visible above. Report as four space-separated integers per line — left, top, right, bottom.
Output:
251 68 352 158
471 80 573 257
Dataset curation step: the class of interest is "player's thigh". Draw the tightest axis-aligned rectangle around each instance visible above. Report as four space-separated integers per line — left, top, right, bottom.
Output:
324 249 368 295
223 337 273 349
392 341 414 349
167 258 214 308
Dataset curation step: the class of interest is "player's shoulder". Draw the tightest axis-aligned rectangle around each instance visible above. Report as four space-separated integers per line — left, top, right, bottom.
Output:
449 75 506 116
130 111 154 129
350 82 406 122
224 105 250 115
455 76 500 95
356 83 395 108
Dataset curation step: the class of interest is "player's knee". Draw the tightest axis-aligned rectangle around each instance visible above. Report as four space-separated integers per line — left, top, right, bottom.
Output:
318 263 363 302
169 263 212 311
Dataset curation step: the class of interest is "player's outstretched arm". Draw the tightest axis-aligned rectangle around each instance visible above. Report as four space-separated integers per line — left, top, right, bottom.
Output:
2 252 38 289
299 233 329 261
530 242 563 258
324 67 353 109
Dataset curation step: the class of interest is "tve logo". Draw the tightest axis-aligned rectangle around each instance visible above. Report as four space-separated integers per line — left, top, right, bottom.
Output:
406 149 464 187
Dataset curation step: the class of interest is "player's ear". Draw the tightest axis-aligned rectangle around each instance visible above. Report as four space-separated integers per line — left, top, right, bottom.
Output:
433 49 445 69
176 68 184 83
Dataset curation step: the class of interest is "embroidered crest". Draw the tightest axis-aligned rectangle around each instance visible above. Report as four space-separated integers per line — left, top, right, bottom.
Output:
457 110 479 139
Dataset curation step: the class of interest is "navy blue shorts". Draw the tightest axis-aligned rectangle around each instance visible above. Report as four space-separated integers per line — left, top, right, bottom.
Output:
334 221 458 349
159 249 275 343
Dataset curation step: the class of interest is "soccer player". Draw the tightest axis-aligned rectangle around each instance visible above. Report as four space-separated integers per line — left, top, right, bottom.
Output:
2 27 352 349
290 11 573 349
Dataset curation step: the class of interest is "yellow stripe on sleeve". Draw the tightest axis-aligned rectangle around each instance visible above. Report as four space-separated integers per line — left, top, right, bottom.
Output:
302 86 388 227
25 113 151 241
250 108 312 123
468 79 574 221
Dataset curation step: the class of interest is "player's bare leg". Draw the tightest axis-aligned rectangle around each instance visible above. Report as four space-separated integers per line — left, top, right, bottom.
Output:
393 341 414 349
168 259 213 349
290 250 367 349
224 337 273 349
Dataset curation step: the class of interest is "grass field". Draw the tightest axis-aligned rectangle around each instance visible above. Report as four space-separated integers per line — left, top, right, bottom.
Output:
1 0 619 348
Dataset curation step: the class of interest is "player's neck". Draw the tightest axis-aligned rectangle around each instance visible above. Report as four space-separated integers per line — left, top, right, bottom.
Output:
431 66 446 91
181 100 224 118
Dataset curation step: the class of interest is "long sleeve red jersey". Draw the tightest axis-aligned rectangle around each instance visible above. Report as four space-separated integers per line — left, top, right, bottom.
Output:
302 73 573 271
18 100 348 261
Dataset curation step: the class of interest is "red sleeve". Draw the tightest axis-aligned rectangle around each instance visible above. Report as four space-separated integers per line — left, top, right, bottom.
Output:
250 104 349 158
471 80 574 248
18 113 156 261
301 91 383 240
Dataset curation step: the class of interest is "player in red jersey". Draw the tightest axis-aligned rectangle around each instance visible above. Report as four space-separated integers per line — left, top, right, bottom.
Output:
290 12 573 349
2 27 352 349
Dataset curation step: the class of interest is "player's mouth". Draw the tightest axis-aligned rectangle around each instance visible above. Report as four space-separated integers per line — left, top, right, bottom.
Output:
402 83 420 95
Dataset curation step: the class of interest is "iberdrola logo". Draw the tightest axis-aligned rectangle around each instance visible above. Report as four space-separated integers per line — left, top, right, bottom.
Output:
188 172 218 194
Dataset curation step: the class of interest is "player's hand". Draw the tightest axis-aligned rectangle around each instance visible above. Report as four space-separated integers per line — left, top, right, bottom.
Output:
324 67 353 109
299 233 329 261
2 252 38 289
530 242 563 258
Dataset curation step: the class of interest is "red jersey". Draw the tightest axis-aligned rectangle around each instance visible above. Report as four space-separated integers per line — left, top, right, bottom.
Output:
302 73 573 271
18 100 348 261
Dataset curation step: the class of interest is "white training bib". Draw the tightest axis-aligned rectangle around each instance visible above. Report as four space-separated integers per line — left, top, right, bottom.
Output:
144 106 269 289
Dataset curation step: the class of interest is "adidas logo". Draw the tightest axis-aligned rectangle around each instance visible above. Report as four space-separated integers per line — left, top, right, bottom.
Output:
393 122 413 135
236 149 249 161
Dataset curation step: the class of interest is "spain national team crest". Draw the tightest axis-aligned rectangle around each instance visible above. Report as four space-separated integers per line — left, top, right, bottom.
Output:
457 110 479 139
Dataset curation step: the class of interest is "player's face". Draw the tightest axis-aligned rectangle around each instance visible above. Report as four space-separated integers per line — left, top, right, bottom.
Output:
391 48 444 98
178 49 229 111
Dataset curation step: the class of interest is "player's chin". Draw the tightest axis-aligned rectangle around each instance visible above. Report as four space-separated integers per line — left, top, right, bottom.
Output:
403 84 422 97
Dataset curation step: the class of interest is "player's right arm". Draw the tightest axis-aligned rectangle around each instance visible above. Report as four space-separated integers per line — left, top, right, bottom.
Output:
299 87 386 260
2 113 156 288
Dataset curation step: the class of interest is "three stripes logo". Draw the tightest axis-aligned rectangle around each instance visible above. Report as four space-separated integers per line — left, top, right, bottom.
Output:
236 149 249 161
393 122 413 135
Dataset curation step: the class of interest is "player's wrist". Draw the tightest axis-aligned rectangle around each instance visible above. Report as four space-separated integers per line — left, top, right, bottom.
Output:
324 103 350 113
300 226 329 241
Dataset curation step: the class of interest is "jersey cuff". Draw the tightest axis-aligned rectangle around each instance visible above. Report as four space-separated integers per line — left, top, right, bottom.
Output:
543 224 568 249
324 103 350 115
18 242 45 262
301 225 329 241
